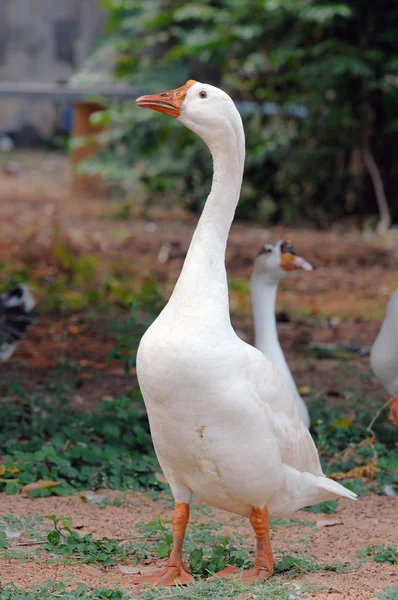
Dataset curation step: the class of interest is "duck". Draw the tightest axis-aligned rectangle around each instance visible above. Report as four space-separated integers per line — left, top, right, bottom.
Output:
370 289 398 425
134 80 357 587
0 284 36 361
251 240 312 428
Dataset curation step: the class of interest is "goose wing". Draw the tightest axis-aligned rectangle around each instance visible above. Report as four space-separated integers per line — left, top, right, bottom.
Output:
243 342 323 477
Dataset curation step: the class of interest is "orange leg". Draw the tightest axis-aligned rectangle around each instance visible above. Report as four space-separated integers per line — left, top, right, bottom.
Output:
389 396 398 425
132 502 194 589
209 506 274 582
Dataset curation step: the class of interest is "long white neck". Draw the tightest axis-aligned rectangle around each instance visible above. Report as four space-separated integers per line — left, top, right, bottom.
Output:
250 269 310 427
251 272 286 366
251 271 299 393
168 121 245 325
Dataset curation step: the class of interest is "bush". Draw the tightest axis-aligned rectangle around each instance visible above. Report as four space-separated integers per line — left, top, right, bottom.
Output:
85 0 398 226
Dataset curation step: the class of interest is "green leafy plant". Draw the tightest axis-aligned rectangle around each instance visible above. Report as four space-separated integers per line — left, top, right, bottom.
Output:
83 0 398 228
375 587 398 600
44 515 135 565
189 541 251 577
304 499 339 514
357 545 398 565
309 391 398 494
135 516 252 576
0 386 159 495
275 551 344 577
0 578 310 600
0 528 10 551
0 581 128 600
109 279 164 375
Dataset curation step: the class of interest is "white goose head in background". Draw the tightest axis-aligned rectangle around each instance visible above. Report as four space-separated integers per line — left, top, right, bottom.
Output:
134 82 356 589
251 240 313 428
370 289 398 425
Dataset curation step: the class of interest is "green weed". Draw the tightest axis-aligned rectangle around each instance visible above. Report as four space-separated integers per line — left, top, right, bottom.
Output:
309 392 398 495
357 545 398 565
137 578 307 600
375 587 398 600
111 201 133 220
135 516 252 576
109 280 164 375
0 582 128 600
0 387 159 495
1 513 49 541
0 528 9 550
304 499 339 514
275 550 345 578
43 516 136 565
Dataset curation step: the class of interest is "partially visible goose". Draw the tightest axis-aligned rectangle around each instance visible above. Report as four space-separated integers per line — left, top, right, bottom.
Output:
251 240 312 428
370 289 398 425
134 80 356 588
0 284 35 361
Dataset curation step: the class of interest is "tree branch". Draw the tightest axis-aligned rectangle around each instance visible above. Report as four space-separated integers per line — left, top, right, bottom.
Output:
363 109 391 234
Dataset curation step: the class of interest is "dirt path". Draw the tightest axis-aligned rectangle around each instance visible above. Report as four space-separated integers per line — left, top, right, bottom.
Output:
0 492 397 598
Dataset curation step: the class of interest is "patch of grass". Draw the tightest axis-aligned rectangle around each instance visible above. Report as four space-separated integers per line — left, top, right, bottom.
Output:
303 499 339 514
1 513 49 541
375 587 398 600
0 582 128 600
357 545 398 565
43 516 136 565
109 280 165 375
0 579 309 600
275 550 345 578
309 389 398 495
135 516 252 577
138 578 307 600
111 201 134 220
0 383 159 495
271 517 315 529
0 528 10 550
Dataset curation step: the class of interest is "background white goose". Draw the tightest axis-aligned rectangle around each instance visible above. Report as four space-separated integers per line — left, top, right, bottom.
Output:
370 289 398 425
251 240 312 428
0 284 35 361
134 80 356 588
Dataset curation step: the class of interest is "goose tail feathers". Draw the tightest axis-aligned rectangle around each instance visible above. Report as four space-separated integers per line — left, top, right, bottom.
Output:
317 475 357 501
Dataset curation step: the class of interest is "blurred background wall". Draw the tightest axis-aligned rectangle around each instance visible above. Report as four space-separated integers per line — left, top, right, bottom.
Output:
0 0 106 137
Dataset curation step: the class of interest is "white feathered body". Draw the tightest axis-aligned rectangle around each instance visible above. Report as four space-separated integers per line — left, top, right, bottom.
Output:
136 80 355 523
371 289 398 396
137 304 353 518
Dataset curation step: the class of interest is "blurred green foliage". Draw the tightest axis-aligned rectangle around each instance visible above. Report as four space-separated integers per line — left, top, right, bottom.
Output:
84 0 398 224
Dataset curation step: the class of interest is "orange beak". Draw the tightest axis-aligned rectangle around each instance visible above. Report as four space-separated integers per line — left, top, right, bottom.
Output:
280 252 313 272
136 80 196 118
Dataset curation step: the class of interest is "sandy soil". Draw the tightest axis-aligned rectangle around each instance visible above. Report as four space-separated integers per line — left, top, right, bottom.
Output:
0 491 397 598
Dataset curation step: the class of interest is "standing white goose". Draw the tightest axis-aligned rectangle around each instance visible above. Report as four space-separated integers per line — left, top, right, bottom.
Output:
134 80 356 588
251 240 312 428
370 289 398 425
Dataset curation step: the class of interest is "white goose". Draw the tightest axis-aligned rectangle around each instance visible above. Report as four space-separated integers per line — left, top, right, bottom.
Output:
370 289 398 425
134 80 356 588
251 240 312 428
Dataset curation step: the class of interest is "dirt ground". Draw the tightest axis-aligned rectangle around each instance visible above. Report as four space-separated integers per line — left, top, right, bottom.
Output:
0 491 397 599
0 152 397 598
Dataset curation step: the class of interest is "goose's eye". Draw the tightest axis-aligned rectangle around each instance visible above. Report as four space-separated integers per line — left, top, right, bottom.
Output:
198 90 208 99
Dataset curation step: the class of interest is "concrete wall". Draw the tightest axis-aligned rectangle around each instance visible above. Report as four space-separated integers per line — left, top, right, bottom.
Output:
0 0 107 136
